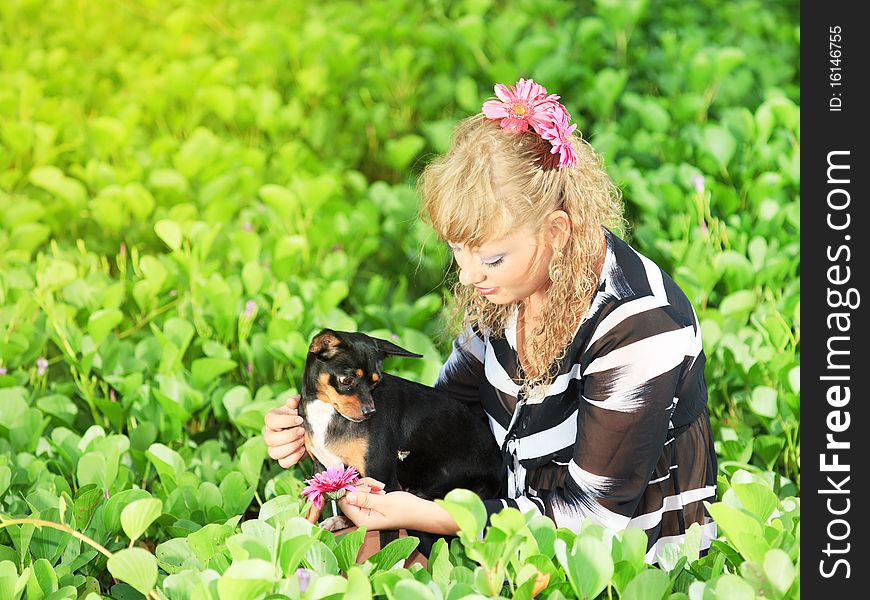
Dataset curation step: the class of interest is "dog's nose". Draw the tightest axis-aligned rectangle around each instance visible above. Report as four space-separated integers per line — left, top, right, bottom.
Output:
361 405 376 417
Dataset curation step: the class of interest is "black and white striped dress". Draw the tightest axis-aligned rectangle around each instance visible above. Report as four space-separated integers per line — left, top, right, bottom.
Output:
435 228 717 562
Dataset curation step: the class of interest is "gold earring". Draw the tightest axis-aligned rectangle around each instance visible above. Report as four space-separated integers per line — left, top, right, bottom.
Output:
549 249 565 282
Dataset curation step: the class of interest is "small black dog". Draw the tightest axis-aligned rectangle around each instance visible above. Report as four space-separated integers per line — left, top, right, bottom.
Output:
299 328 503 528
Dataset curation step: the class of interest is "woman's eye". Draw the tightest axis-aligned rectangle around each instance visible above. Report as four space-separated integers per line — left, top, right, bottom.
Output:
483 257 504 268
338 376 354 386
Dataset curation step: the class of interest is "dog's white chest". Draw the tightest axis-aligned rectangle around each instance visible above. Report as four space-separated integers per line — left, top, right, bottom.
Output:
306 401 344 468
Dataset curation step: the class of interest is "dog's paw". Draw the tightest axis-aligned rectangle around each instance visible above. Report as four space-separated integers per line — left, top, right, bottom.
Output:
320 515 354 532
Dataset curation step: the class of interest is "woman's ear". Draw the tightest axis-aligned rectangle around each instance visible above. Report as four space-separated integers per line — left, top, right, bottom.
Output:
546 210 572 250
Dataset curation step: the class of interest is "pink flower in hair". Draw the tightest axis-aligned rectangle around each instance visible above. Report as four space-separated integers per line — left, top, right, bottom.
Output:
301 464 360 511
482 77 579 168
482 78 561 134
539 104 578 168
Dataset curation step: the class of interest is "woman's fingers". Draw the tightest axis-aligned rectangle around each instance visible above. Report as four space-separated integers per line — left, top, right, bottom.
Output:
278 447 306 469
266 436 305 461
355 477 386 491
264 408 303 431
339 492 388 528
353 483 385 495
263 426 303 448
345 492 371 508
285 394 301 410
263 395 306 469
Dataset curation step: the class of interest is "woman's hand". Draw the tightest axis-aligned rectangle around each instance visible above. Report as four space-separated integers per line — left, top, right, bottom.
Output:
263 394 307 468
338 483 459 535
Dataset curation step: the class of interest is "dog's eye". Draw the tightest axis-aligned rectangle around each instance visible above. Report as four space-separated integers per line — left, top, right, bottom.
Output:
338 375 354 386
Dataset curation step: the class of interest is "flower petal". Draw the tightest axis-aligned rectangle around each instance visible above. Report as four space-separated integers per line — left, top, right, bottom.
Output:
501 117 529 132
493 83 514 104
482 100 509 119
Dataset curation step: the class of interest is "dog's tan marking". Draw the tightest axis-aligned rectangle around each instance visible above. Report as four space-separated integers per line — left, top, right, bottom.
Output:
355 368 364 377
303 430 314 459
317 372 364 421
309 332 343 357
333 437 369 477
371 372 379 382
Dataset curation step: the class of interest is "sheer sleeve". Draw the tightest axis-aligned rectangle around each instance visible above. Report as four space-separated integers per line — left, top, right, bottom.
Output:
434 324 487 424
482 299 702 530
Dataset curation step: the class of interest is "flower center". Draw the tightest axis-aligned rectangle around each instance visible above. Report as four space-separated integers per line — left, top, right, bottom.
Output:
511 103 527 116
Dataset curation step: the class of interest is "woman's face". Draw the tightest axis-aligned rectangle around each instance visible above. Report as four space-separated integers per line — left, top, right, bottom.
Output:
448 225 554 307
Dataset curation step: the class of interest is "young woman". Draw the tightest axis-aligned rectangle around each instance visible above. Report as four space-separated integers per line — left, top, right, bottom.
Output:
263 78 717 563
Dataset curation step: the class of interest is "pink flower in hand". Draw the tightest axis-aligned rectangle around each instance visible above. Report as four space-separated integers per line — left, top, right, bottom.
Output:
301 464 360 511
540 105 578 168
482 78 561 134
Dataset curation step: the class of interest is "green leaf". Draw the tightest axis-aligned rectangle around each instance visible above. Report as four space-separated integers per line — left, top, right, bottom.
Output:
187 523 233 565
191 357 237 388
334 527 367 573
752 435 786 470
87 308 124 345
763 548 796 595
279 535 315 577
225 533 271 562
38 259 77 289
749 386 777 418
216 559 276 599
35 395 79 426
120 498 163 542
27 558 58 598
259 495 304 526
103 489 152 534
703 124 737 168
154 219 183 251
427 538 451 586
589 68 629 119
155 538 200 575
706 503 768 564
421 119 455 154
29 166 86 205
306 574 349 599
242 261 264 295
11 223 51 253
713 47 746 77
344 566 373 600
107 548 157 596
616 527 648 571
220 471 255 517
435 489 487 543
623 93 671 132
713 573 755 599
719 290 757 318
76 452 106 491
0 560 27 600
731 482 778 522
232 230 261 263
384 134 425 171
366 536 419 572
527 514 557 558
620 568 670 600
0 467 11 498
72 485 104 532
390 580 439 600
555 536 613 600
145 443 186 490
304 539 340 575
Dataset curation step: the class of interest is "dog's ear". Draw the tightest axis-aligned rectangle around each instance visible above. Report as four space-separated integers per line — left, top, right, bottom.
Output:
372 337 424 360
309 330 344 359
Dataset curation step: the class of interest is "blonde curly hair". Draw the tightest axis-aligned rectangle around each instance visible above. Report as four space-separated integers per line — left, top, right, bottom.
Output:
417 113 626 391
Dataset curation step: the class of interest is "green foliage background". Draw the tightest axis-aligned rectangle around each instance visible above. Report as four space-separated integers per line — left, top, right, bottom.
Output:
0 0 799 598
